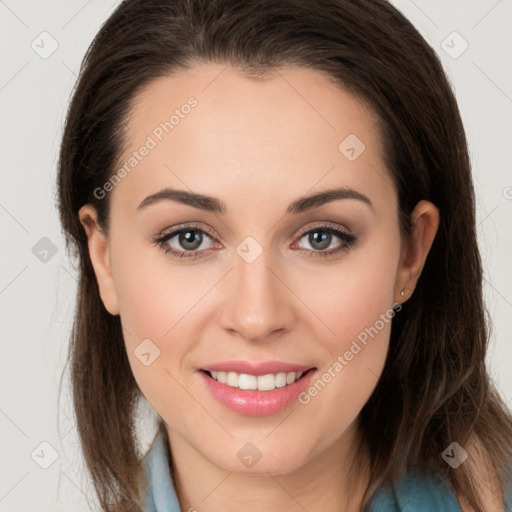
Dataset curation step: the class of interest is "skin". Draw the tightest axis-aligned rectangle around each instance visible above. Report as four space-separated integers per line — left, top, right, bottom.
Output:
79 63 443 511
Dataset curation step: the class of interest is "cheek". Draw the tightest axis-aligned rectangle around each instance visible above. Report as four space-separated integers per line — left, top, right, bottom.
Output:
109 219 205 343
304 230 400 352
292 232 400 423
108 234 200 402
115 267 198 426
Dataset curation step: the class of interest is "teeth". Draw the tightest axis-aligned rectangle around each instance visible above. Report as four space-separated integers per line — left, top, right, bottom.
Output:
275 372 287 388
227 371 238 387
257 373 276 391
239 373 257 390
208 370 305 391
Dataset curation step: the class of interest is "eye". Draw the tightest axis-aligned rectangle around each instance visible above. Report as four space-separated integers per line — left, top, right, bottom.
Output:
293 224 357 258
153 223 219 260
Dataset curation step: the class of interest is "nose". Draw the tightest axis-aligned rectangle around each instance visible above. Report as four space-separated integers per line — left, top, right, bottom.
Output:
219 248 295 342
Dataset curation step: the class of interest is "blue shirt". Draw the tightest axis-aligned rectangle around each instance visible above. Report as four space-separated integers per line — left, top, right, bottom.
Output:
143 430 512 511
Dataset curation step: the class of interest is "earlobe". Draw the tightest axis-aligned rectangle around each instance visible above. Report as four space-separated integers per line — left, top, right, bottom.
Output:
395 200 440 303
78 205 120 316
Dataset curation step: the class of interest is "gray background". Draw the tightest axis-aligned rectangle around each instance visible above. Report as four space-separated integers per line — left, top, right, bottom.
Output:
1 0 511 510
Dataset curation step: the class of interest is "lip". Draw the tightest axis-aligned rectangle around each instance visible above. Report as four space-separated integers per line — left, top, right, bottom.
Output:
198 364 317 416
201 360 314 376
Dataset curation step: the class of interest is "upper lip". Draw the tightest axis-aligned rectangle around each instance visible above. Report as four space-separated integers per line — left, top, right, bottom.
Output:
200 360 315 376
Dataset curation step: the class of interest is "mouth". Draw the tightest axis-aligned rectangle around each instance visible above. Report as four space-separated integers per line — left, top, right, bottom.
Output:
198 365 318 416
200 368 316 392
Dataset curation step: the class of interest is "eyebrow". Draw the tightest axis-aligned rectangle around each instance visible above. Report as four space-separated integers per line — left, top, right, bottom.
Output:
137 186 374 214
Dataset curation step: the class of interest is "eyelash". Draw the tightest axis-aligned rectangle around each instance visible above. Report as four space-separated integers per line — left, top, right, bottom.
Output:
152 222 357 261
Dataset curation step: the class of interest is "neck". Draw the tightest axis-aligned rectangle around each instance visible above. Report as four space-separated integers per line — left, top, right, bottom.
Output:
166 421 371 512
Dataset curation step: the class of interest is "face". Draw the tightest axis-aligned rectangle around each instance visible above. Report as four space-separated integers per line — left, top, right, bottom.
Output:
80 63 438 476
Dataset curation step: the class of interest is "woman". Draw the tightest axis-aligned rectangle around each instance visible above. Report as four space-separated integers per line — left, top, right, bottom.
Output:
56 0 512 510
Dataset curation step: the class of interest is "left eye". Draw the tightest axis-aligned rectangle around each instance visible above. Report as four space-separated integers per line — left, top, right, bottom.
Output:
294 226 357 256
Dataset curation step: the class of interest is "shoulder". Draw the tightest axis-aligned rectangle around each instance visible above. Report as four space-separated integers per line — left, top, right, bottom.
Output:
456 436 506 512
366 436 509 512
366 468 463 511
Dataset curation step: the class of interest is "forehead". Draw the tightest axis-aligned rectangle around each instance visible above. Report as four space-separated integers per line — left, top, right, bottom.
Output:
111 62 393 214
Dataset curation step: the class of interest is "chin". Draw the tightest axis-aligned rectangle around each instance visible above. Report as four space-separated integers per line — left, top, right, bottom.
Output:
208 443 312 476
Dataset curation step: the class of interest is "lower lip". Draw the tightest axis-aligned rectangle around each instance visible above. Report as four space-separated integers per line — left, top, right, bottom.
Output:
199 370 316 416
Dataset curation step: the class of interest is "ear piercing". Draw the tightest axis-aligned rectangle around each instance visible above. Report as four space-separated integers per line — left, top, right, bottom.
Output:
400 290 405 297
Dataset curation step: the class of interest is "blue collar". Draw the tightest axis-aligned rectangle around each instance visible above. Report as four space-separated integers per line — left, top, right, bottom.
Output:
143 430 181 512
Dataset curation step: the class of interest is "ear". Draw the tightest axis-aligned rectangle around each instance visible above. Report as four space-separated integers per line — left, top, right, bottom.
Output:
78 205 120 315
394 200 440 304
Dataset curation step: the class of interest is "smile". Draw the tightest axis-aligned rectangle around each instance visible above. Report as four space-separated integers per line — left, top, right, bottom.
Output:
198 363 317 416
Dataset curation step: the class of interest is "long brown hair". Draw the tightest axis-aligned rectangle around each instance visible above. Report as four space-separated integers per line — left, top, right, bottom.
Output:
56 0 512 510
